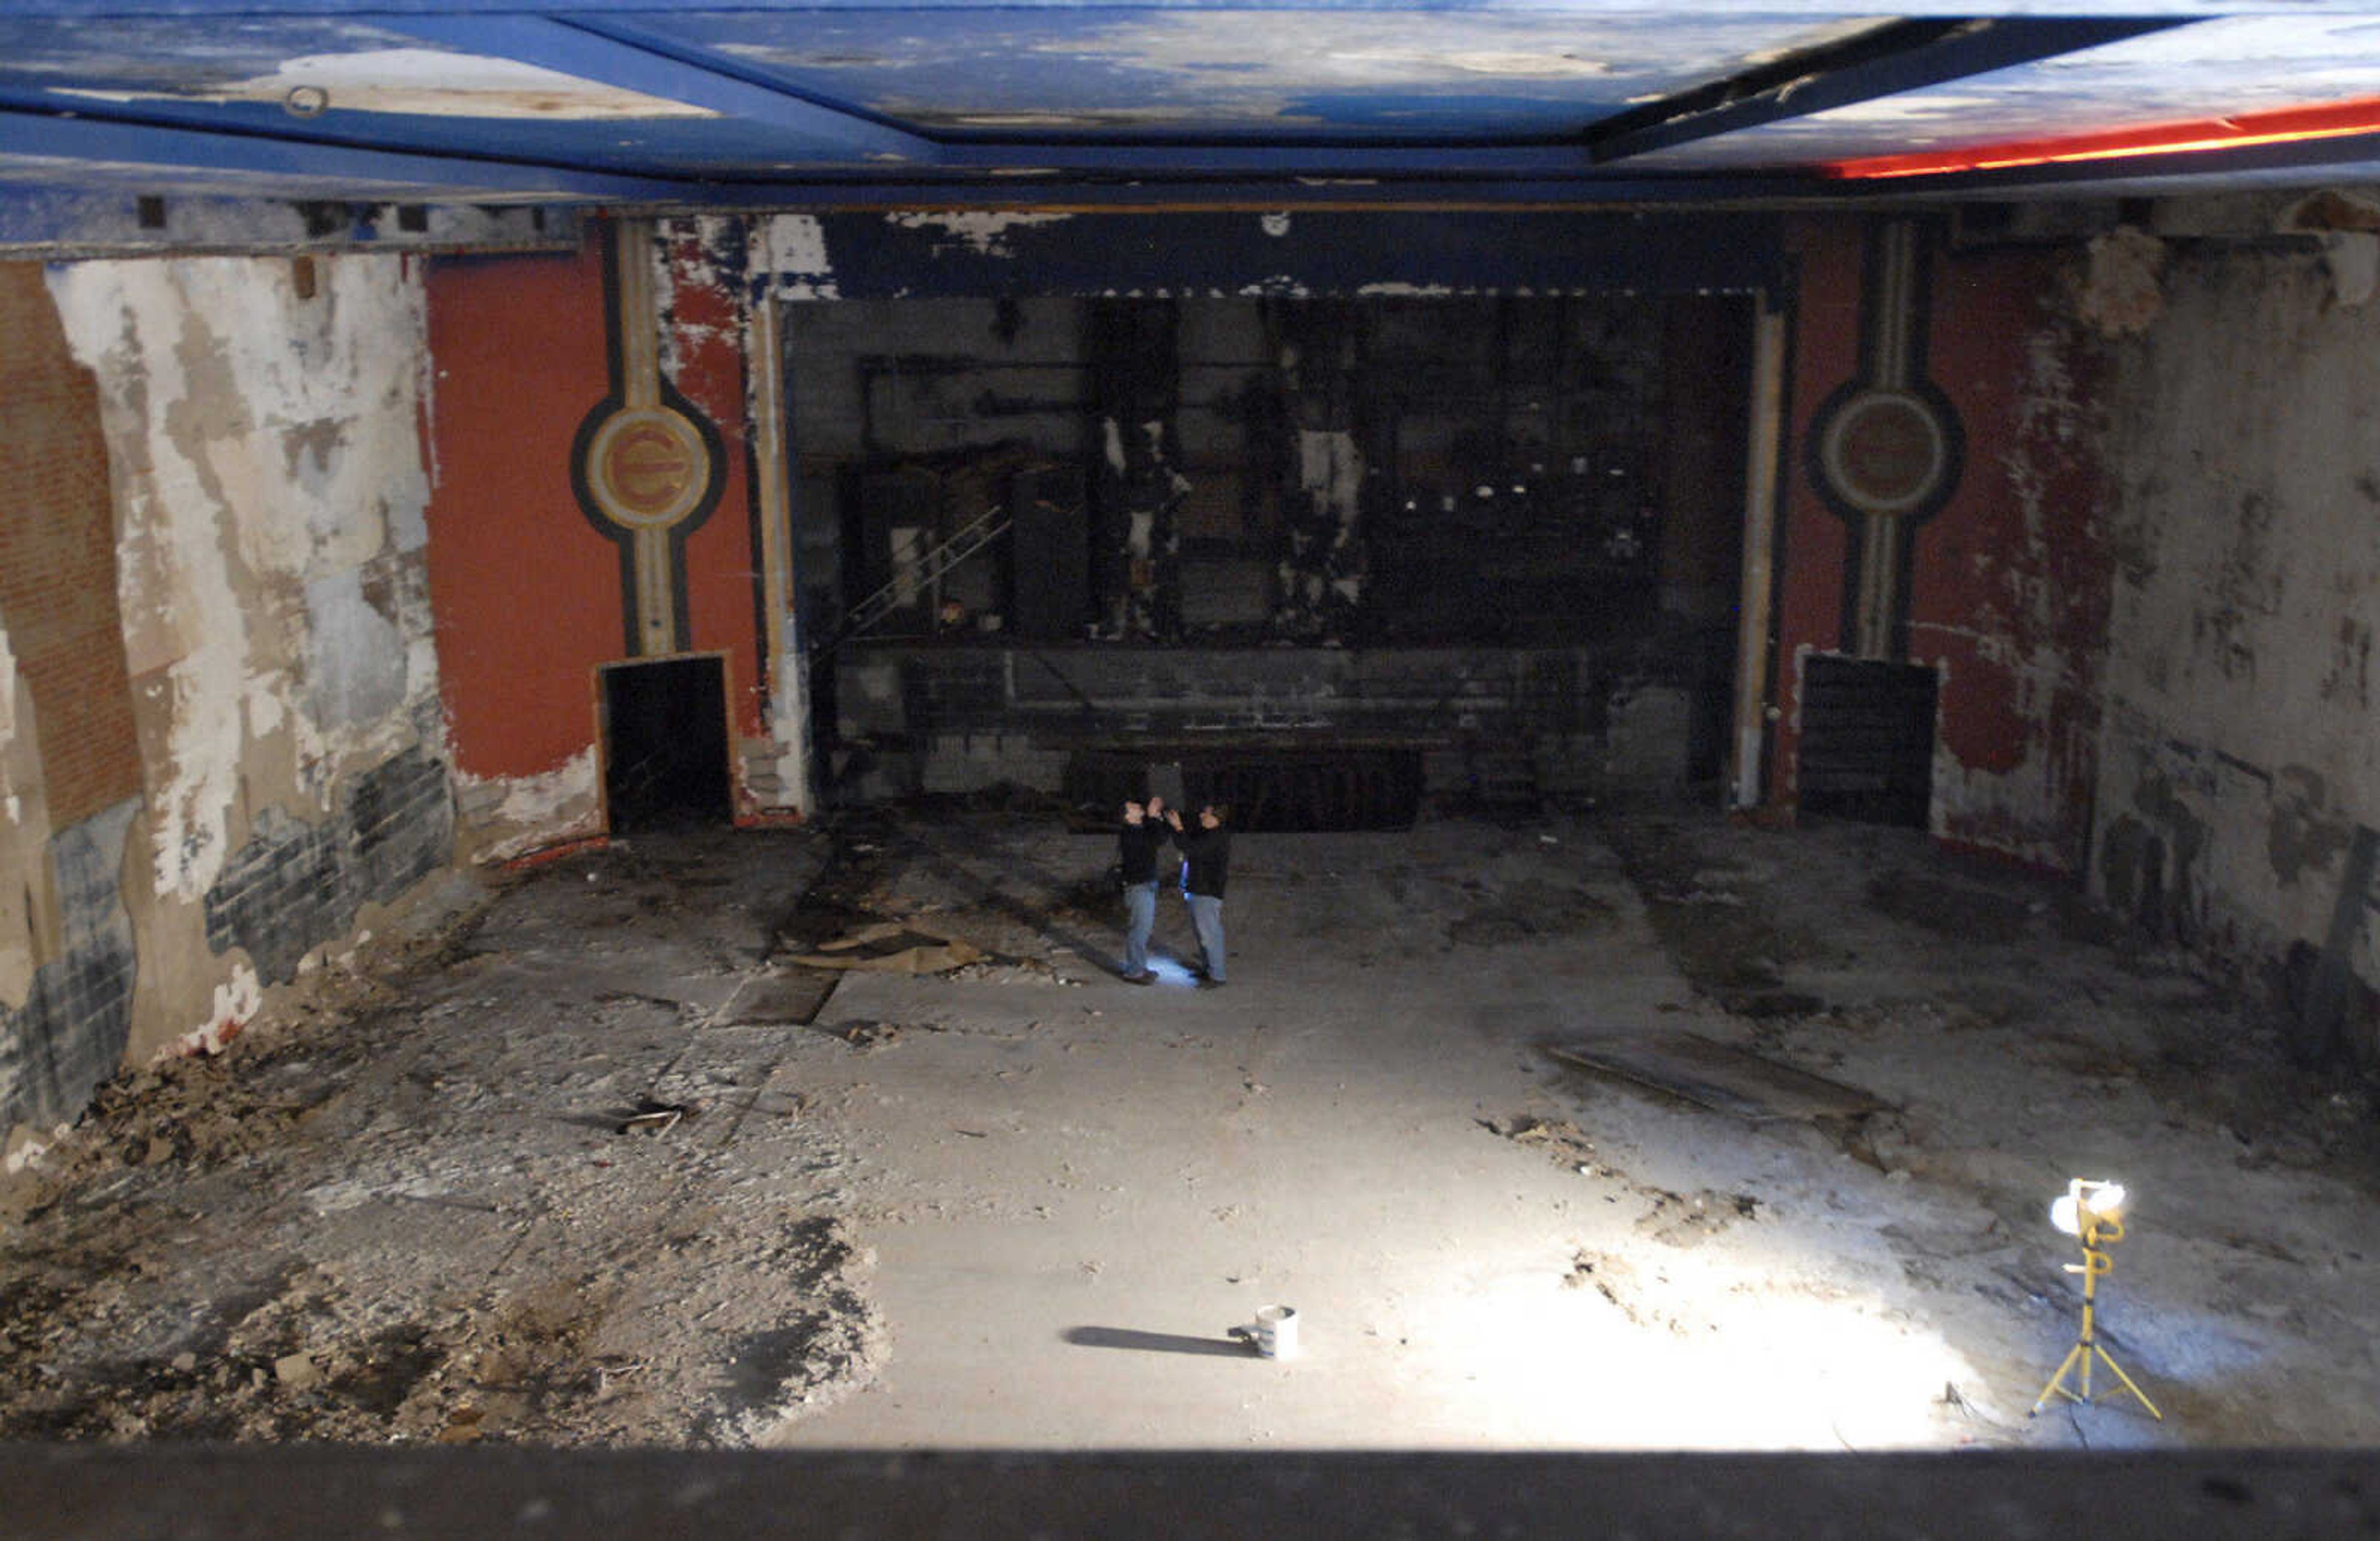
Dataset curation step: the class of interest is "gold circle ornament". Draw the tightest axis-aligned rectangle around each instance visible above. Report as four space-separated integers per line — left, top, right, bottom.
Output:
586 405 710 531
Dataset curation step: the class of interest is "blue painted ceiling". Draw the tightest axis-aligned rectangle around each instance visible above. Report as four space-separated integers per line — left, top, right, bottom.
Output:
6 2 2380 224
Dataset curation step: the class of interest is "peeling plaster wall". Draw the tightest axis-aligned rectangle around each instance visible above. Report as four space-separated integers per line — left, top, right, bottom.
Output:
654 219 778 814
1772 218 2112 870
41 252 452 1075
0 258 139 1150
2092 235 2380 1000
1911 249 2113 870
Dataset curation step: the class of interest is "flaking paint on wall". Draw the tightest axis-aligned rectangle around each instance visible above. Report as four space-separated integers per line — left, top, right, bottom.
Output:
658 217 749 388
1772 220 2113 868
452 750 601 864
50 255 438 903
654 218 780 818
1921 296 2110 867
45 254 448 1059
2096 237 2380 979
759 214 839 302
885 211 1073 259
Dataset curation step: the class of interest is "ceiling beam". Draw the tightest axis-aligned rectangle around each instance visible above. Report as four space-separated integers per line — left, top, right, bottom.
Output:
0 1 2360 15
368 13 943 165
0 107 686 200
640 170 1815 211
1584 16 2190 166
932 143 1605 177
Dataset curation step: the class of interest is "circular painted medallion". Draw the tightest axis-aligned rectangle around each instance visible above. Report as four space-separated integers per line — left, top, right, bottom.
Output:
1817 387 1952 517
584 405 710 531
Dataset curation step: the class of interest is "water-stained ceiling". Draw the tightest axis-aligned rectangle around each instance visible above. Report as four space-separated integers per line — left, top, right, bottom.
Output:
7 1 2380 227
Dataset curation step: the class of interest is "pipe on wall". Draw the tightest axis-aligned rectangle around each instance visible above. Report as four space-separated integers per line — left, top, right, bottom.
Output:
1729 298 1789 811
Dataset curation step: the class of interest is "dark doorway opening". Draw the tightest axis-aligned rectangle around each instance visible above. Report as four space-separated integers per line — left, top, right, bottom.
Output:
602 655 731 831
1797 655 1937 828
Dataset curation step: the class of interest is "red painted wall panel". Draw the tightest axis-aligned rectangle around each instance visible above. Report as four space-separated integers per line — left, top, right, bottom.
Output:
423 229 762 795
423 243 620 781
1909 248 2110 867
1771 218 2110 870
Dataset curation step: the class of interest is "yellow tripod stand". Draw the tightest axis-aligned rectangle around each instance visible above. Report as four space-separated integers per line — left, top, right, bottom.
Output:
2030 1179 2162 1420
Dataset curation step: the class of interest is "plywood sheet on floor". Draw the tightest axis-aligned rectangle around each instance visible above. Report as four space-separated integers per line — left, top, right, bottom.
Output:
1547 1032 1887 1122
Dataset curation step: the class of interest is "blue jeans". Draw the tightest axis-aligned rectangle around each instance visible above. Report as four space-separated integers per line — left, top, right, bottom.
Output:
1123 881 1157 974
1186 893 1225 982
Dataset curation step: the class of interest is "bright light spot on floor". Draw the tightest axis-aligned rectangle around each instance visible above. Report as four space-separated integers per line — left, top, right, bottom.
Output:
1369 1235 2003 1450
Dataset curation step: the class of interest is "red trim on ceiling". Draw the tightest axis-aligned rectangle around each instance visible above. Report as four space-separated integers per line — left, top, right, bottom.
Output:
1825 94 2380 180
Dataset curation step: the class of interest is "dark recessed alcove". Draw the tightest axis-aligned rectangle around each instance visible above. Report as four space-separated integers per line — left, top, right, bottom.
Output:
602 655 731 831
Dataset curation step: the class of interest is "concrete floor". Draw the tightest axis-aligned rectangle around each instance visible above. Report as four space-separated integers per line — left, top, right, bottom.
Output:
4 801 2378 1452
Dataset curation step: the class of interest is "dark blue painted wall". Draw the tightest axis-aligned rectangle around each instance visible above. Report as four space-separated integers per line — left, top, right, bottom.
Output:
778 209 1783 301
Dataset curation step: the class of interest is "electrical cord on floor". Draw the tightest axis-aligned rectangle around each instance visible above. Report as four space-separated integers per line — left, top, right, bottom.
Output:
1938 1379 2025 1439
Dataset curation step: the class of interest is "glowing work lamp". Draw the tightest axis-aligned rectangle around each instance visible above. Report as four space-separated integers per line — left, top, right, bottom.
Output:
2031 1178 2162 1420
2048 1179 2126 1239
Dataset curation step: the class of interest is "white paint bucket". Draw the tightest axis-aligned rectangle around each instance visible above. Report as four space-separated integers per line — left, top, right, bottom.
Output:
1251 1305 1298 1359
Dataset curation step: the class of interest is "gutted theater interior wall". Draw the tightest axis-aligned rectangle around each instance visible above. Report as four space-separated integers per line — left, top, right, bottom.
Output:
2089 214 2380 1054
423 220 793 861
1 252 451 1160
1766 204 2378 1064
1772 216 2112 866
6 193 2378 1144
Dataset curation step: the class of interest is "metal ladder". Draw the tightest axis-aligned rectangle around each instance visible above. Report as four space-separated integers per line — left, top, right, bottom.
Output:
829 503 1013 651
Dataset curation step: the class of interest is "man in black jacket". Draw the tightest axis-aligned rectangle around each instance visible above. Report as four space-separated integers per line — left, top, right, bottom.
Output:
1116 796 1171 984
1165 803 1229 988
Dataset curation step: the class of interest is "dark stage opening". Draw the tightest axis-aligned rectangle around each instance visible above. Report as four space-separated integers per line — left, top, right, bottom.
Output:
602 655 732 831
794 291 1756 815
789 293 1752 654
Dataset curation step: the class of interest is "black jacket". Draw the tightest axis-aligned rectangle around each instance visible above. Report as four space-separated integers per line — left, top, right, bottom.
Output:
1176 823 1229 899
1118 817 1172 885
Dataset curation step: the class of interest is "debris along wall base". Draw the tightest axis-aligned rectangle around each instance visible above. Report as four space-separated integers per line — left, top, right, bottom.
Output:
1 251 456 1160
2091 224 2380 1068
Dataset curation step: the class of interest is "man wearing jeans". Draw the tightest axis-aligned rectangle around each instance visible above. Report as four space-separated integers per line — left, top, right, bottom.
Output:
1166 802 1230 988
1116 797 1171 984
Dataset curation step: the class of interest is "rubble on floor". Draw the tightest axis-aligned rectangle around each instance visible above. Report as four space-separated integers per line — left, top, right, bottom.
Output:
2 802 2378 1451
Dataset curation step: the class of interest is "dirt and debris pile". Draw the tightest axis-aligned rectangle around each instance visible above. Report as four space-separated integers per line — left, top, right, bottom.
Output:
0 824 881 1447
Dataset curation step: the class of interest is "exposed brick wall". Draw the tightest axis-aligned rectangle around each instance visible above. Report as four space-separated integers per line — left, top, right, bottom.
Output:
0 263 143 829
203 747 454 986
